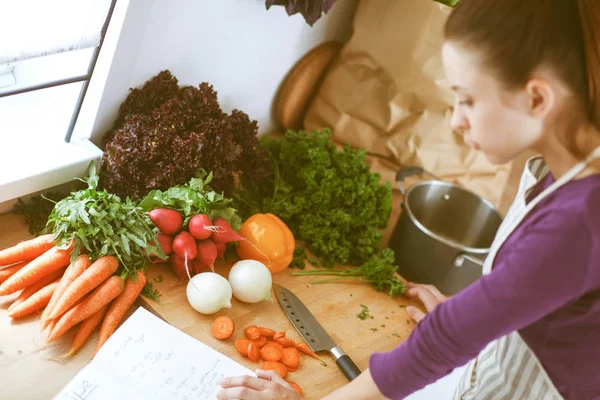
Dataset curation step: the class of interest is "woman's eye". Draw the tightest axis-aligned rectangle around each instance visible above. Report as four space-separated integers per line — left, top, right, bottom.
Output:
458 99 473 107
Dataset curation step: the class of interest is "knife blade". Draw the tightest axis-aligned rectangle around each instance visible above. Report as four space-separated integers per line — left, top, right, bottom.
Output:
272 283 361 381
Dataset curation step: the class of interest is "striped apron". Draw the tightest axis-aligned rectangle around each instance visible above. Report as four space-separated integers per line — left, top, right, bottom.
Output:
452 146 600 400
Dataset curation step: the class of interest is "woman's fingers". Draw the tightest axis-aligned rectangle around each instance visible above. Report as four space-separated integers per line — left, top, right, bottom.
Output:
405 285 441 312
256 369 291 389
406 306 427 323
423 284 447 302
217 387 261 400
220 375 268 391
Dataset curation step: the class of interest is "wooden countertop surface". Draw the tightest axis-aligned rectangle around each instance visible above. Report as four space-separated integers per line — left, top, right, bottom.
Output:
0 191 420 400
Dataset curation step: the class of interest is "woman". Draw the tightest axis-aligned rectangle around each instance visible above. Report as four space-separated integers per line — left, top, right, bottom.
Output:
218 0 600 398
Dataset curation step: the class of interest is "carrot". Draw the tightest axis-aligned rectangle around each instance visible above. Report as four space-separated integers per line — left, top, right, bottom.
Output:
235 337 251 356
92 270 147 358
41 255 91 330
0 261 28 284
46 275 125 343
62 304 110 359
260 344 283 361
212 316 235 340
273 331 286 341
245 325 261 340
247 342 261 362
288 382 302 395
259 360 288 379
258 327 276 338
281 347 300 369
9 267 66 311
8 280 60 319
275 336 296 348
296 342 327 364
47 255 118 320
250 336 268 347
0 244 72 296
0 234 55 265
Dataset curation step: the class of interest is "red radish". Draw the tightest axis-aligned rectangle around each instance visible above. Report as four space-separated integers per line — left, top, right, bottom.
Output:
169 254 197 280
189 214 214 240
215 241 227 260
173 232 197 260
212 218 244 244
148 232 173 262
196 239 218 272
147 209 183 235
156 232 173 255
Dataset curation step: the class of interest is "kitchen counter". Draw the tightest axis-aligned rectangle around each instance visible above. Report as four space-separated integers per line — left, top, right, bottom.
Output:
0 191 419 400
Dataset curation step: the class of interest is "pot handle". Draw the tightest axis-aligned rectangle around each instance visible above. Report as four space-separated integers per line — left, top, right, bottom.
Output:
396 167 442 196
453 253 485 268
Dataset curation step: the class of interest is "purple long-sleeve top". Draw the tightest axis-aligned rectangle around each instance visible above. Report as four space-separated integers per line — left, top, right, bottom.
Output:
370 174 600 400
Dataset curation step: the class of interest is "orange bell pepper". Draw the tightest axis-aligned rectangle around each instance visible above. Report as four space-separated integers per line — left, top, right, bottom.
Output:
235 213 295 274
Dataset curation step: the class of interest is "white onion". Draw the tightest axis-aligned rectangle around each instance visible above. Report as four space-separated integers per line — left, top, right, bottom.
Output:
186 272 232 314
228 260 273 303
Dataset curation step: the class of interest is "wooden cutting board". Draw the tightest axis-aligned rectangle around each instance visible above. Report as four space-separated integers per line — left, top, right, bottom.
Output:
136 190 418 399
139 254 416 400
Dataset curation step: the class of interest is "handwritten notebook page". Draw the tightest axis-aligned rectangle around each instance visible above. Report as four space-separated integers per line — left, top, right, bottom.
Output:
54 307 254 400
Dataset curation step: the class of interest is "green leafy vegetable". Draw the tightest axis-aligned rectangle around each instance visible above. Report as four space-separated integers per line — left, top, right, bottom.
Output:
45 162 165 279
356 304 371 320
289 246 307 269
235 129 393 268
13 192 68 236
139 170 241 230
292 248 406 296
142 282 161 301
434 0 459 6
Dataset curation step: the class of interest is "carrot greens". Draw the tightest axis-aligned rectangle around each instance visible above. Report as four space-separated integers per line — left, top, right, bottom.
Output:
45 162 165 279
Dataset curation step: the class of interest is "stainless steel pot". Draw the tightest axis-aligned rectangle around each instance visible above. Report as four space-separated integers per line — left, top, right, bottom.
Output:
388 167 503 294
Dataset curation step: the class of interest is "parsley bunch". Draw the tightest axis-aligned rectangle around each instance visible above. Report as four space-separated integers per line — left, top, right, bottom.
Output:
235 129 393 268
292 248 406 296
45 163 165 279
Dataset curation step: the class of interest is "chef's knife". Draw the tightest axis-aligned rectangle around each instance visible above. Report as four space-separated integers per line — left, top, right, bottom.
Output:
272 283 362 381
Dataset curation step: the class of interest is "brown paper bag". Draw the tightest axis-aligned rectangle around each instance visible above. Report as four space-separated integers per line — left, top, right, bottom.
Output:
303 0 514 212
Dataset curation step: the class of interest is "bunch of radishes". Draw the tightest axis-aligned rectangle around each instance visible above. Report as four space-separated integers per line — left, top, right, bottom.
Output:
147 208 243 280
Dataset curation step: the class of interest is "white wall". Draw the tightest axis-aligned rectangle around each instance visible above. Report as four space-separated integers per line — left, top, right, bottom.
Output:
90 0 357 145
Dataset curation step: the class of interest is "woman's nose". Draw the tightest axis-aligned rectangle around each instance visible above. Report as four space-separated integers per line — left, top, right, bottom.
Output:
450 107 469 132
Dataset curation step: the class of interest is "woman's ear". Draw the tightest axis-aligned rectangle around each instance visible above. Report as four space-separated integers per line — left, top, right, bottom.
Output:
526 78 555 119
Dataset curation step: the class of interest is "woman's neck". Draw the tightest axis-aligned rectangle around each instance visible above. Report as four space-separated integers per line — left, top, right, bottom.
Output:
536 122 600 180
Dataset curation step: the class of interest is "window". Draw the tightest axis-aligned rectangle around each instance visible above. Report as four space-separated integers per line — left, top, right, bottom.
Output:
0 0 125 206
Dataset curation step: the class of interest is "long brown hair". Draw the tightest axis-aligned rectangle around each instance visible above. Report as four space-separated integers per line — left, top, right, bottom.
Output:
444 0 600 150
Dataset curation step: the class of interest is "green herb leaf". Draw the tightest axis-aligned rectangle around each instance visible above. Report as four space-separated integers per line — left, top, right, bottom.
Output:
46 162 165 279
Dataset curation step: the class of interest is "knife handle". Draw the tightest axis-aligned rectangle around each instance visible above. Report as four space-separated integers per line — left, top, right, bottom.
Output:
336 354 361 381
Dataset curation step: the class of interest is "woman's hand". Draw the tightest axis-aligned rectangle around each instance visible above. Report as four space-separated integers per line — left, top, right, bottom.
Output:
404 282 448 323
217 369 303 400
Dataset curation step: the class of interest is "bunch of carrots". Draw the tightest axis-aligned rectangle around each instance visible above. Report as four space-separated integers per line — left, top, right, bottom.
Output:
211 317 328 396
0 234 146 358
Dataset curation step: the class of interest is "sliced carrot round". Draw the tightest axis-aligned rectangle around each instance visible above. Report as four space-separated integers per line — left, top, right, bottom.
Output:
212 316 235 340
281 347 300 369
235 337 251 356
250 336 267 347
248 342 261 362
288 382 302 395
258 327 275 338
259 360 288 379
275 336 296 348
260 344 283 361
273 331 286 341
268 340 285 352
245 325 261 340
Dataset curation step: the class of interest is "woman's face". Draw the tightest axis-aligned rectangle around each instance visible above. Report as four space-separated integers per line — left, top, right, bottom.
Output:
442 42 542 164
